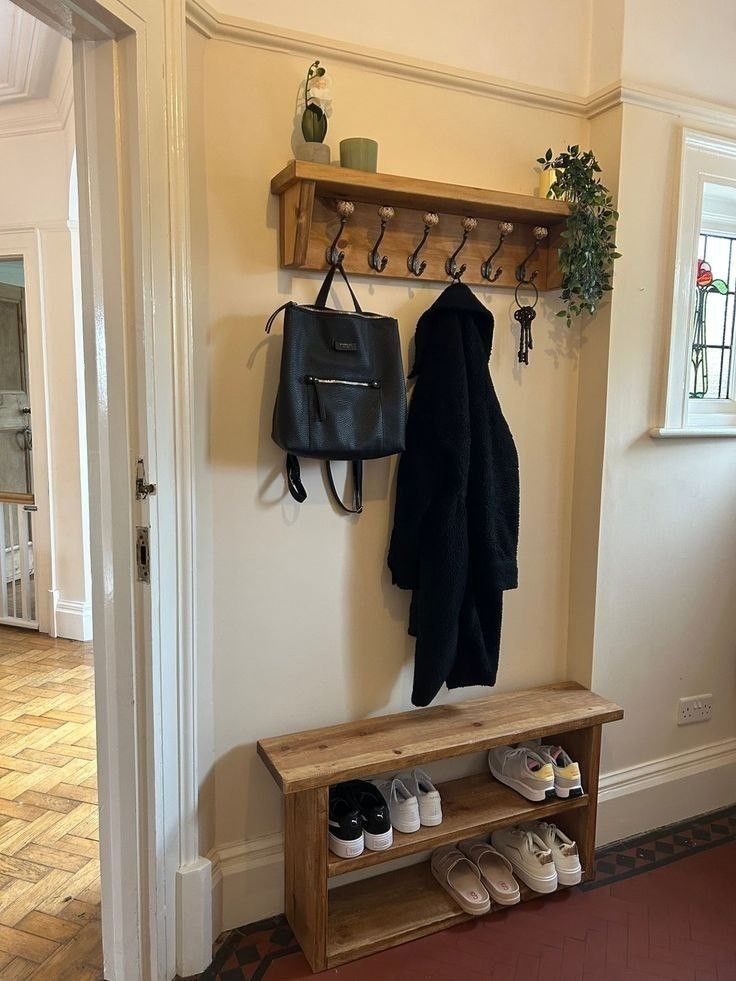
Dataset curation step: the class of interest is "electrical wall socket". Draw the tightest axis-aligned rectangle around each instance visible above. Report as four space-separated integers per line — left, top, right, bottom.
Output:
677 693 713 725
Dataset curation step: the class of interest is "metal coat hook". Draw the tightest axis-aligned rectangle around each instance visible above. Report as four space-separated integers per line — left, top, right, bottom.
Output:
407 212 439 277
481 221 514 283
325 200 355 266
445 217 477 281
516 225 548 283
368 206 395 272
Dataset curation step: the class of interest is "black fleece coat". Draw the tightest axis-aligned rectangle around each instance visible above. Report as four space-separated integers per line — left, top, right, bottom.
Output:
388 282 519 707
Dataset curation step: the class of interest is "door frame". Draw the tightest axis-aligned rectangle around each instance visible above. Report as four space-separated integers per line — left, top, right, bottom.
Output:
0 233 56 634
9 1 207 978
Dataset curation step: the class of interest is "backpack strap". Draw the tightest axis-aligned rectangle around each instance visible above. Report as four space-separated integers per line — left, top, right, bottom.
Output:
315 263 363 313
285 453 307 503
325 460 363 514
265 301 292 334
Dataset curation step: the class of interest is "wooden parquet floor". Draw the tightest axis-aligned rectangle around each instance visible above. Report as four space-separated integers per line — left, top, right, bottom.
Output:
0 626 102 980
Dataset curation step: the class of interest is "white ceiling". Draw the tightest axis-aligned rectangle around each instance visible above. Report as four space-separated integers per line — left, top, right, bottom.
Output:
0 0 71 137
0 0 61 104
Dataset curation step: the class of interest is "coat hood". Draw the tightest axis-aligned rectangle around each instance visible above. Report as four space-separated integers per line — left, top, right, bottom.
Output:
410 282 493 378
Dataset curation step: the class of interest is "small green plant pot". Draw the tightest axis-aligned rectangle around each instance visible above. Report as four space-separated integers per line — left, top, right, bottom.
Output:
340 138 378 173
296 142 331 164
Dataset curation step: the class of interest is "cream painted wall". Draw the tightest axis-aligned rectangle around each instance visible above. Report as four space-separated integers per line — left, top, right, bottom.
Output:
188 25 588 927
188 0 736 934
206 0 594 97
622 0 736 106
0 113 91 639
591 103 736 837
587 0 624 95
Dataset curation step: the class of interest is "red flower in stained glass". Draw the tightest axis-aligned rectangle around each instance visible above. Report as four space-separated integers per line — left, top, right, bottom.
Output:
697 259 713 286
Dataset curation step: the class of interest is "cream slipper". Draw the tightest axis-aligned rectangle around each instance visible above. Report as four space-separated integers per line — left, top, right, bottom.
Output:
458 839 521 906
431 844 491 915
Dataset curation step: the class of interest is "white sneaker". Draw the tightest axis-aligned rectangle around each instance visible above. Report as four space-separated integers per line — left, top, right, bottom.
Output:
519 742 583 798
372 777 420 833
521 821 582 885
488 745 555 802
490 827 558 893
402 768 443 826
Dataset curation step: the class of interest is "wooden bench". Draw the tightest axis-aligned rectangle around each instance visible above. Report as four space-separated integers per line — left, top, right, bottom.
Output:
258 681 623 972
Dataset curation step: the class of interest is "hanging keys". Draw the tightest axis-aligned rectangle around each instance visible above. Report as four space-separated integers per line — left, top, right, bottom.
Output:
513 279 538 366
514 306 536 365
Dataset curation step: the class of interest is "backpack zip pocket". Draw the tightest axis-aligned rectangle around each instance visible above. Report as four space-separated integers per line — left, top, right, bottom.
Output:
306 376 380 422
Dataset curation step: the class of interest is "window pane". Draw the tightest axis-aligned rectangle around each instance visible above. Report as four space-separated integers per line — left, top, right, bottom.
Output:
690 186 736 399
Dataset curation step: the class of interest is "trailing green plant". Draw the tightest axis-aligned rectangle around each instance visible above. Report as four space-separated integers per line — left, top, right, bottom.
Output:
537 145 621 325
301 60 333 143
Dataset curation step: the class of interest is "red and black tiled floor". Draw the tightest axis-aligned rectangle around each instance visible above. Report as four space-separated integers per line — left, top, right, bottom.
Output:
201 805 736 980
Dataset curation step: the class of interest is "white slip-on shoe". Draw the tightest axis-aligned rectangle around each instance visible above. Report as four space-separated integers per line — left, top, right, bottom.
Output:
490 827 558 893
431 845 491 915
403 768 443 826
519 742 583 798
372 777 420 833
521 821 582 885
488 745 555 802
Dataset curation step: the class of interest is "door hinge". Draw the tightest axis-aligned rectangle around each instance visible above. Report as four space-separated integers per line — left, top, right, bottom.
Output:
136 526 150 583
135 457 156 501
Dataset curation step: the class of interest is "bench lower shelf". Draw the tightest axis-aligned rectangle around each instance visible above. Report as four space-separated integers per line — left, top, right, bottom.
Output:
327 859 575 968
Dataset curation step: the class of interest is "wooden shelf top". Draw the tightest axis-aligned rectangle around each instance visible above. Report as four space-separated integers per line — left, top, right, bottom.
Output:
328 772 588 876
327 860 574 968
271 160 571 225
257 682 623 794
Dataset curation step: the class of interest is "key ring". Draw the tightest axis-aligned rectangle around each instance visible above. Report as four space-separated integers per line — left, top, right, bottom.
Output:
514 278 539 309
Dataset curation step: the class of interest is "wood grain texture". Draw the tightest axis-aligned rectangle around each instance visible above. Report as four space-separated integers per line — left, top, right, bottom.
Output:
270 160 571 290
0 627 102 979
328 772 588 875
305 198 550 289
271 161 570 223
258 682 623 793
326 860 574 968
554 724 602 882
284 787 328 972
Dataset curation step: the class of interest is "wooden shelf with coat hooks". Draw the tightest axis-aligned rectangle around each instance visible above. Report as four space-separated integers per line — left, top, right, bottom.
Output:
271 160 570 290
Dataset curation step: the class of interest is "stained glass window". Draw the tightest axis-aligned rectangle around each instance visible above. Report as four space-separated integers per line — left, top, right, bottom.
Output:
689 235 735 399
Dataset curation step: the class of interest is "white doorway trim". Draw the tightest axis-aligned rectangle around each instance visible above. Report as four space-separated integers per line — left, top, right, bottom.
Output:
0 228 57 636
11 0 208 978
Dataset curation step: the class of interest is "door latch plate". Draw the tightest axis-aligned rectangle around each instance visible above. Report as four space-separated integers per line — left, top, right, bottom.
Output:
136 526 150 583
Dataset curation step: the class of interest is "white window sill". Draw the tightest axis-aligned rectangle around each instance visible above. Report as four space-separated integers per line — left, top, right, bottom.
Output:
650 426 736 438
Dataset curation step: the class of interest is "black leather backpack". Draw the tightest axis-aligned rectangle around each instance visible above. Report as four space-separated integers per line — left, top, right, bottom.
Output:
266 264 406 513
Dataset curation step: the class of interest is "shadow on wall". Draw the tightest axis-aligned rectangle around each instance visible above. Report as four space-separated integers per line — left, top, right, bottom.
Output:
206 293 416 722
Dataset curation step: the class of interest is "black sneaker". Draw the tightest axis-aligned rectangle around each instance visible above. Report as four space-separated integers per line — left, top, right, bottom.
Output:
328 785 364 858
343 780 393 851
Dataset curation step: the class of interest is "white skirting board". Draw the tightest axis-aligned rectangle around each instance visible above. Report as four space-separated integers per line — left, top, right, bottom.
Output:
596 736 736 845
54 600 93 641
211 834 285 933
209 736 736 936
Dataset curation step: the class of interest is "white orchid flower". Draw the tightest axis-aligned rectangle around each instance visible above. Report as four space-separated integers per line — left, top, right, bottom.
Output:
307 72 333 108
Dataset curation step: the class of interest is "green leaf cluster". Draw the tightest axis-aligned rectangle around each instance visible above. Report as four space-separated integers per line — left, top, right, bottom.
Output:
536 145 621 326
301 60 328 143
301 103 327 142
